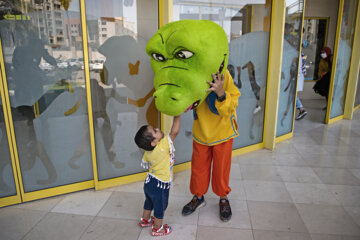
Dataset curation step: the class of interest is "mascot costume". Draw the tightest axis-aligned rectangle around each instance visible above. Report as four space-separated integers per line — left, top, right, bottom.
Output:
146 19 240 221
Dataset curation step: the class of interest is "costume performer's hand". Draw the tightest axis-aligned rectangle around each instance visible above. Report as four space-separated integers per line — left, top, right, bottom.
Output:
207 71 225 98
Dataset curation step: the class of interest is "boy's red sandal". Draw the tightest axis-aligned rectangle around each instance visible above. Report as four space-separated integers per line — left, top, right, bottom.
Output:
151 224 172 236
138 216 154 227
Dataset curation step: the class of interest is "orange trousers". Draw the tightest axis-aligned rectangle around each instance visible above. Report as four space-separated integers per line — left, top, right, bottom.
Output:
190 139 233 197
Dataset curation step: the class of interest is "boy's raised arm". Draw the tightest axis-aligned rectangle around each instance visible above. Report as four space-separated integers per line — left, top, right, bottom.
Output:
169 115 181 141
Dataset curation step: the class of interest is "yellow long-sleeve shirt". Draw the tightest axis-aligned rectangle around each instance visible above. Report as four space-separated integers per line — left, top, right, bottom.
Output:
192 70 240 146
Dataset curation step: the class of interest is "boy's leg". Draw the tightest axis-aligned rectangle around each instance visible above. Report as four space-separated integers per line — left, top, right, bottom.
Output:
152 188 172 236
211 139 233 197
139 182 155 227
182 141 211 216
211 139 233 221
190 141 212 197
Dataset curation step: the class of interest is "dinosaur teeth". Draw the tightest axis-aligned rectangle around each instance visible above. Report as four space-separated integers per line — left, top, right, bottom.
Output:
185 100 200 112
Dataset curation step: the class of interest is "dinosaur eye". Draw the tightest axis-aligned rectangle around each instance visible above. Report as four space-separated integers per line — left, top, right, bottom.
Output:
175 50 193 59
152 53 166 62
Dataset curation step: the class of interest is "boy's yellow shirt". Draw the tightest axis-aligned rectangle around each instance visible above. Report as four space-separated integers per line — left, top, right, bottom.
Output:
142 134 175 183
192 70 241 146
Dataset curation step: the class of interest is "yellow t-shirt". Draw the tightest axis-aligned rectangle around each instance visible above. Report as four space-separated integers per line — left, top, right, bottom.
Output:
192 70 241 146
142 134 175 183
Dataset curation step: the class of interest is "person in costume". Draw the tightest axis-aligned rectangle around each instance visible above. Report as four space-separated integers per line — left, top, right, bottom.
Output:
134 115 181 236
146 19 240 222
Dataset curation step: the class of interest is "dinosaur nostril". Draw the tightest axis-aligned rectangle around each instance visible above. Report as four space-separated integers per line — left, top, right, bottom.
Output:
171 97 177 101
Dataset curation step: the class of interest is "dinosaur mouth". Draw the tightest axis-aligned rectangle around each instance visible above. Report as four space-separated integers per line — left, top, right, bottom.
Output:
185 100 200 112
219 60 225 73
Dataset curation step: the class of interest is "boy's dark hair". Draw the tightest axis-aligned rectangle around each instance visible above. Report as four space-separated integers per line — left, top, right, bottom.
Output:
134 125 155 151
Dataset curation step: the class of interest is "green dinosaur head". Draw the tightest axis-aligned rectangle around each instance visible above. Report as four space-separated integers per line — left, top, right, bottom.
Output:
146 19 229 116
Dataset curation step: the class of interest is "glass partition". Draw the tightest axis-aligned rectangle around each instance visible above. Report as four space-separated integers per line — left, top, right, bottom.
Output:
0 97 16 198
84 0 159 180
330 0 359 119
355 68 360 108
173 0 272 163
0 0 93 192
303 18 328 81
276 0 304 137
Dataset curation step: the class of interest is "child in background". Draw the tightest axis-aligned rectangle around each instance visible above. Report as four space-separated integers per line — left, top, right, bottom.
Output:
134 115 181 236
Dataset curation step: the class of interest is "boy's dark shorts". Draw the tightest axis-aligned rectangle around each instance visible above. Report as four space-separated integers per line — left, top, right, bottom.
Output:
143 175 170 219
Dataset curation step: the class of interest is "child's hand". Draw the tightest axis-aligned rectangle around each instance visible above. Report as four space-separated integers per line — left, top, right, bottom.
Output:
206 71 225 98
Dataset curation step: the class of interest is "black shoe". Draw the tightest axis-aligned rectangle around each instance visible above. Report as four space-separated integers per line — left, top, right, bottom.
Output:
295 110 307 120
182 195 206 216
219 198 232 222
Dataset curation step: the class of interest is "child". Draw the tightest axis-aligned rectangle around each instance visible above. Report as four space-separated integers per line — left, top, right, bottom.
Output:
134 115 181 236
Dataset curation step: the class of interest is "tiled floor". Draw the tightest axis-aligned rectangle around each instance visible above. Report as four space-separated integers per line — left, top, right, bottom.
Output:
1 99 360 240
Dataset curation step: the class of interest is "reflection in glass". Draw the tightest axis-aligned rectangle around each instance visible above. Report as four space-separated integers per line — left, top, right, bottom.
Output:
0 97 16 198
303 18 328 80
276 0 304 137
330 0 359 118
85 0 159 180
0 0 93 192
355 69 360 107
173 0 272 160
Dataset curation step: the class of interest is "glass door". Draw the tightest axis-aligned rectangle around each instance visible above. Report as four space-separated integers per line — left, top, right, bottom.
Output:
0 0 93 198
327 0 359 121
276 0 305 137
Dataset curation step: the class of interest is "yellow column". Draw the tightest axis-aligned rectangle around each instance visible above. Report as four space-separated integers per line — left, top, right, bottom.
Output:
344 2 360 119
263 0 286 150
159 0 174 134
79 0 98 189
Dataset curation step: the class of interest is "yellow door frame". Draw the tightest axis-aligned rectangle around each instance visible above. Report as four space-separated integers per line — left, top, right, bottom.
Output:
325 0 344 124
0 39 22 207
275 0 306 144
344 1 360 120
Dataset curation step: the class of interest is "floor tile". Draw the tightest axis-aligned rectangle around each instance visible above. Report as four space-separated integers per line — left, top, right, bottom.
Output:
344 206 360 227
51 190 112 216
247 201 308 232
79 217 140 240
276 166 321 183
253 229 311 240
285 183 339 205
310 233 360 240
243 180 292 203
312 168 360 185
240 165 283 181
0 208 47 240
198 198 251 229
23 212 93 240
9 195 64 212
272 153 309 167
328 185 360 207
197 226 253 240
295 203 360 236
97 192 144 220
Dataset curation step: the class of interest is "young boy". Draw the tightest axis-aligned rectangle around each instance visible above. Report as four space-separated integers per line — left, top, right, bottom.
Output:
134 115 181 236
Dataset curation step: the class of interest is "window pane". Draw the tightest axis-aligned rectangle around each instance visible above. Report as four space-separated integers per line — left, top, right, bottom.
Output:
276 0 304 137
0 97 16 197
85 0 159 180
0 0 93 192
330 0 359 118
173 0 272 164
